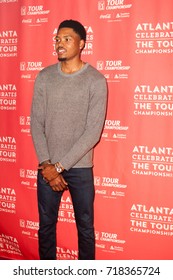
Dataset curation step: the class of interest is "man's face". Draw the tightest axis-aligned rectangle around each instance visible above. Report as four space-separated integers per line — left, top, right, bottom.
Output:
55 27 84 61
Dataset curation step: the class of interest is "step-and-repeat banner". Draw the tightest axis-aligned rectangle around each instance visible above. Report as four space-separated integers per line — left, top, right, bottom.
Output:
0 0 173 260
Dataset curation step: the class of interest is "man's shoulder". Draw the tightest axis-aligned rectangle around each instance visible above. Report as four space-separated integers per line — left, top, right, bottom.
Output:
86 64 105 80
36 63 58 81
85 64 106 85
39 63 58 75
35 63 59 83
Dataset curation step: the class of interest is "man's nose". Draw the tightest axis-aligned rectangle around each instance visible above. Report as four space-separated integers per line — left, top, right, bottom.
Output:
57 39 64 47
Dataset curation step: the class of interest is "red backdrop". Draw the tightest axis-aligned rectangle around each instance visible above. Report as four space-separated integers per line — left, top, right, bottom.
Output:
0 0 173 260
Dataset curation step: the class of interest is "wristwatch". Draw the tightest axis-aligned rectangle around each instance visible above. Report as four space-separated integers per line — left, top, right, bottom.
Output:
54 162 63 173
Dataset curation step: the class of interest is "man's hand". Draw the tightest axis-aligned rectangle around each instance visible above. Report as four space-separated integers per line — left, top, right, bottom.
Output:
40 164 59 182
49 174 68 192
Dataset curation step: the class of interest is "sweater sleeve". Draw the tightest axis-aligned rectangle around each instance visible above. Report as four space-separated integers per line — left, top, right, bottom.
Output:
30 73 50 163
60 76 108 170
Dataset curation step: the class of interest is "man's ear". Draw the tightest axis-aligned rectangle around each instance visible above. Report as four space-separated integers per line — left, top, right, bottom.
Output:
79 39 85 50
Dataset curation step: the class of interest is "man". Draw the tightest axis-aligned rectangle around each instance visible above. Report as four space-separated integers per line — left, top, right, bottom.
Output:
30 19 107 260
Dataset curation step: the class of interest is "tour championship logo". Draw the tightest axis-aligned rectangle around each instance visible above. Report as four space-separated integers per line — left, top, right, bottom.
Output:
19 116 31 135
0 186 16 214
0 233 22 257
130 203 173 236
21 5 50 25
95 230 126 253
0 135 16 163
134 85 173 117
20 61 44 81
102 119 129 142
58 195 75 224
98 0 132 22
20 219 38 239
94 176 127 199
20 168 37 189
132 145 173 177
0 30 17 57
97 60 130 83
0 83 17 111
135 22 173 54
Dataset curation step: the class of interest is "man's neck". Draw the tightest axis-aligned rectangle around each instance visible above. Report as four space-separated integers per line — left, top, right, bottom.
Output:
60 59 84 74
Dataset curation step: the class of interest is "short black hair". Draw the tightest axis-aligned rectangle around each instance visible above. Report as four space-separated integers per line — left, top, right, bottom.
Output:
58 19 86 42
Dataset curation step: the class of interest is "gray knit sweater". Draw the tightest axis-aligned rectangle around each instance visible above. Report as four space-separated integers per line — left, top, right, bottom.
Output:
30 62 107 170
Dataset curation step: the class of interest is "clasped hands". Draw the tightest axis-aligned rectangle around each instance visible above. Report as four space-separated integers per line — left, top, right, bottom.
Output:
39 163 68 192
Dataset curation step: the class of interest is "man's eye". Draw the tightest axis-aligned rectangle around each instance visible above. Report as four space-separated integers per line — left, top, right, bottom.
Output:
55 36 60 42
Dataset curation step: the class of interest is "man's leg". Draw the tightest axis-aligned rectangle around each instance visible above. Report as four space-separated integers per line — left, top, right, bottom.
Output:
37 170 63 259
64 168 95 260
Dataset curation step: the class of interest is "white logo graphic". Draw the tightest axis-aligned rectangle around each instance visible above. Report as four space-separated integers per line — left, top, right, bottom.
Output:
20 219 25 228
20 62 26 71
21 6 27 16
95 231 100 240
20 169 25 178
19 116 25 125
94 176 101 186
97 61 104 70
98 0 105 10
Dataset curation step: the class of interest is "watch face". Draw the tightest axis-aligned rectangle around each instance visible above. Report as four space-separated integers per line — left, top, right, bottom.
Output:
56 165 62 173
55 163 63 173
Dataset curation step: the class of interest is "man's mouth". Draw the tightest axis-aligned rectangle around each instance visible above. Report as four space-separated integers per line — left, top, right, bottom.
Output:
57 48 66 55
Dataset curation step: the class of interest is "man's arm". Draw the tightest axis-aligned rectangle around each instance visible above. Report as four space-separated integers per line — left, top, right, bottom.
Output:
30 73 50 163
31 73 68 190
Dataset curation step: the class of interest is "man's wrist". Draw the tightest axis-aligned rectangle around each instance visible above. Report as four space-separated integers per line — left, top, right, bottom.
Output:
54 162 64 173
40 159 51 165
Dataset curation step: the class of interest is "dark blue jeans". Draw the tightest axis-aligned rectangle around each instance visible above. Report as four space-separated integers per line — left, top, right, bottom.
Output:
37 167 95 260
